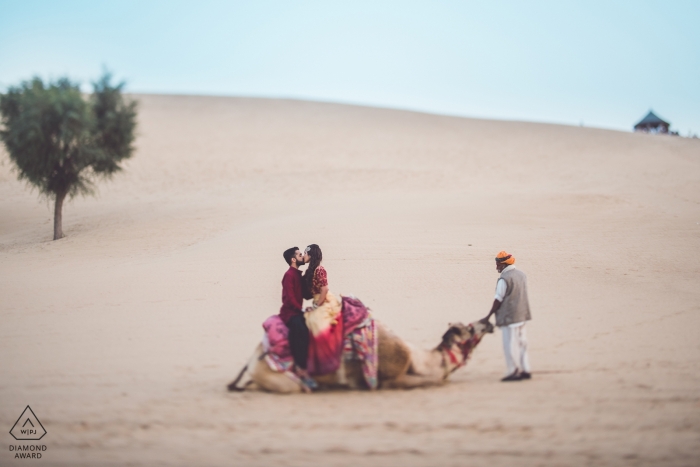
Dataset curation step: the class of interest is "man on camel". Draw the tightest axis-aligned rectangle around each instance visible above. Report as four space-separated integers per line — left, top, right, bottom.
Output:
280 247 316 388
483 250 532 382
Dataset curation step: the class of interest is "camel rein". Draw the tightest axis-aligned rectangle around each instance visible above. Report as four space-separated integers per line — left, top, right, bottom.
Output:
439 329 482 379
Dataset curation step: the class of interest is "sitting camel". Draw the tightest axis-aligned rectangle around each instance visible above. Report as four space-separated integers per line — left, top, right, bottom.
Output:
227 319 493 393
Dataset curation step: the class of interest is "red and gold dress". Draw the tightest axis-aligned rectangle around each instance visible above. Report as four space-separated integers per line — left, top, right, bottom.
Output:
304 265 344 375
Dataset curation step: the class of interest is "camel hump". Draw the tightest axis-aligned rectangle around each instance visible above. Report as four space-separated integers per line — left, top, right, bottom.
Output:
376 321 411 379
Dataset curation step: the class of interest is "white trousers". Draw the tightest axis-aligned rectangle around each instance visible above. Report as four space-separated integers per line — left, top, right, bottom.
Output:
500 323 531 376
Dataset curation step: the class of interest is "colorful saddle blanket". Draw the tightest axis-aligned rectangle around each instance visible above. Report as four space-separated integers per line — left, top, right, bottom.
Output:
262 295 378 390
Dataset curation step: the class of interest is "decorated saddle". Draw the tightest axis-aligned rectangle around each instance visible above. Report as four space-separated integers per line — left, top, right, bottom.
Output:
262 295 378 390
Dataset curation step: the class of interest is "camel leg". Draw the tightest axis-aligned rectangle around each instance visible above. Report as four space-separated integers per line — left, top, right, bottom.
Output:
250 360 304 394
313 360 366 390
227 343 265 391
380 373 445 390
226 364 249 391
227 342 304 393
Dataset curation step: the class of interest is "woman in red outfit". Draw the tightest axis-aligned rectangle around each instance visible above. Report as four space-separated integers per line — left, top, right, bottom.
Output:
302 244 344 375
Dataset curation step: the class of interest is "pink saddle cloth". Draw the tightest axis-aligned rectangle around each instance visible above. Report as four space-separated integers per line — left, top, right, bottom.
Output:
262 315 292 359
341 295 371 333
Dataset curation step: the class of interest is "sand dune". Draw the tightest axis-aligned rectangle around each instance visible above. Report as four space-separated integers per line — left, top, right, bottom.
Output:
1 94 699 466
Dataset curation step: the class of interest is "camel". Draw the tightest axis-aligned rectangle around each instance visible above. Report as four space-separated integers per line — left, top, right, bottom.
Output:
227 319 494 393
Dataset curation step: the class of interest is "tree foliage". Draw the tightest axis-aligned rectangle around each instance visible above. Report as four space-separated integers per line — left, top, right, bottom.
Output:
0 72 137 239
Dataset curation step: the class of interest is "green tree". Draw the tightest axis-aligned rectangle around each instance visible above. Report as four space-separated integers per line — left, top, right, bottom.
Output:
0 72 137 240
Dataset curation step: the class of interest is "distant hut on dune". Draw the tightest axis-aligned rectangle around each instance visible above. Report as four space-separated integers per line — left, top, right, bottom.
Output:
634 110 670 134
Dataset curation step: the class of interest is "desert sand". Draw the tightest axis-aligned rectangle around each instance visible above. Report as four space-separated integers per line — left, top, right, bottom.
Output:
1 94 699 466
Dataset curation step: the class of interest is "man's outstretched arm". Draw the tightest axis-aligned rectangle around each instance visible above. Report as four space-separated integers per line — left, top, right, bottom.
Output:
484 277 506 322
484 299 501 322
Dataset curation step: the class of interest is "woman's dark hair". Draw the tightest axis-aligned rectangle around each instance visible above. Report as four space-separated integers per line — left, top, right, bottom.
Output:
303 244 323 297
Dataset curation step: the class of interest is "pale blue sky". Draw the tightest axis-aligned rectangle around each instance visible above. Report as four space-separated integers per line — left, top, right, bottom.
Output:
1 0 698 133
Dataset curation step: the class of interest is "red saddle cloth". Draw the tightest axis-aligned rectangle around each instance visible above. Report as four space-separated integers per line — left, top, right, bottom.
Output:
307 295 372 376
307 313 344 376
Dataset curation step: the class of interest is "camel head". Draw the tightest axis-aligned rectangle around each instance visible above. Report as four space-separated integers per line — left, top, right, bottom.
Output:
439 319 494 370
441 320 494 346
471 318 495 337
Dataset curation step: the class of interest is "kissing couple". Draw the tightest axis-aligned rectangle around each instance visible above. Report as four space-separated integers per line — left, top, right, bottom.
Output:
280 244 343 388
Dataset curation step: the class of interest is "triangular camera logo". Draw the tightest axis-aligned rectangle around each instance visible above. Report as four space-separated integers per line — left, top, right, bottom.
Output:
10 406 46 440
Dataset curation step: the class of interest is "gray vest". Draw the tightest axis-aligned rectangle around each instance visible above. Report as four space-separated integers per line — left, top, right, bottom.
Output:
496 268 532 327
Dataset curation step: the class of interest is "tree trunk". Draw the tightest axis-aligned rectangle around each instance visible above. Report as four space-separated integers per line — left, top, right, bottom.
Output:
53 190 66 240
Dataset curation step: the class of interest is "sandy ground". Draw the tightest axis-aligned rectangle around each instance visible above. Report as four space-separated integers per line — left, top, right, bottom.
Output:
1 94 699 467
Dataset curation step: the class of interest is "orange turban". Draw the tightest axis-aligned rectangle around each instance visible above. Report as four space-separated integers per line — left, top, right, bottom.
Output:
495 251 515 265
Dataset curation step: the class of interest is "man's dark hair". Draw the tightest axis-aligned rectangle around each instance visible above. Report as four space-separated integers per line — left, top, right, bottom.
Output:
283 247 299 265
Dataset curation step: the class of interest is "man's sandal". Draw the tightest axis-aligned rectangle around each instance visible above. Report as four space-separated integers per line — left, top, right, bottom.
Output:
501 372 522 382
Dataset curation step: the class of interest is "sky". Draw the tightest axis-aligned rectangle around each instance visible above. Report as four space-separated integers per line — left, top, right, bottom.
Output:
1 0 698 133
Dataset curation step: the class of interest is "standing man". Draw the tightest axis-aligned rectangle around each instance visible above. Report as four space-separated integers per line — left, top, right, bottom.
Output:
280 247 313 384
484 251 532 382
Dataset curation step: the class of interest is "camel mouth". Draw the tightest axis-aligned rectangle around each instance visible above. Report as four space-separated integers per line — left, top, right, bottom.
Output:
476 319 494 334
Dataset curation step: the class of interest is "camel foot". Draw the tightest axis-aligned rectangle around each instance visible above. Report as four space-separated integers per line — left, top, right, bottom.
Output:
227 381 245 392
